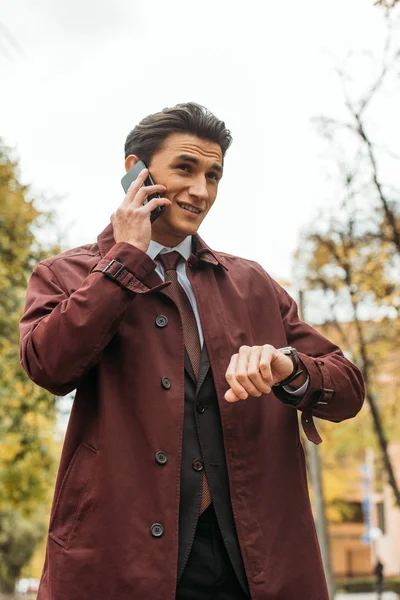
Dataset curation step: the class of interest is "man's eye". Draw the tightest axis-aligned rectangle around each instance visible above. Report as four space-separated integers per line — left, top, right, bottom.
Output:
177 164 191 172
207 172 219 181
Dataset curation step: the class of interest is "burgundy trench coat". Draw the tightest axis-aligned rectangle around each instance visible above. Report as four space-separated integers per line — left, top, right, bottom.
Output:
20 224 364 600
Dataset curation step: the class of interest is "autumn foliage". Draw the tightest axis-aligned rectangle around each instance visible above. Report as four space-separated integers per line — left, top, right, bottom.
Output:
0 140 60 592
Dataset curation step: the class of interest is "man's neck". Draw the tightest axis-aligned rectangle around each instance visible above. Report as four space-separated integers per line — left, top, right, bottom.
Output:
151 233 190 249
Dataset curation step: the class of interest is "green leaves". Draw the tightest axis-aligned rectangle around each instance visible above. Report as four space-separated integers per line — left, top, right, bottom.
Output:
0 139 61 590
0 510 46 593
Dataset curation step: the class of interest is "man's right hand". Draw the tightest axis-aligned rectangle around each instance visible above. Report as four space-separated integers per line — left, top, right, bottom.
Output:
111 168 171 253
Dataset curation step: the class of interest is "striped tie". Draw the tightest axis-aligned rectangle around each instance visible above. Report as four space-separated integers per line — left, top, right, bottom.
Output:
159 251 212 514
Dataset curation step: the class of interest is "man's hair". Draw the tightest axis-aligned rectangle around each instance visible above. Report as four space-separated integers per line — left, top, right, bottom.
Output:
124 102 232 164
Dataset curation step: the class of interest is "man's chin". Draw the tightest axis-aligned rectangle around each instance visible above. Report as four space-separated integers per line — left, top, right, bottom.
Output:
167 216 200 235
178 223 200 238
152 217 199 244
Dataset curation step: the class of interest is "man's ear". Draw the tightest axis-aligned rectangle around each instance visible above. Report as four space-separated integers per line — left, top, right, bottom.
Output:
125 154 141 172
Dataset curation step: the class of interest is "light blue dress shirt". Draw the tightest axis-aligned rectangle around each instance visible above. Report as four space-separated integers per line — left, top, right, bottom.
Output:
147 236 204 348
147 236 307 396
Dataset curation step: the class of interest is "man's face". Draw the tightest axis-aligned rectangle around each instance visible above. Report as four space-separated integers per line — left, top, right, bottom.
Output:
127 133 224 247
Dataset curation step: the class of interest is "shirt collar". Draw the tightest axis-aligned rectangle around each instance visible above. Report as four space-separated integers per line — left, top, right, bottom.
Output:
148 236 193 262
96 224 228 271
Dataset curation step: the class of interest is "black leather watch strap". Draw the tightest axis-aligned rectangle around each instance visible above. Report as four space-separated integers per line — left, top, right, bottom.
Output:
273 347 304 387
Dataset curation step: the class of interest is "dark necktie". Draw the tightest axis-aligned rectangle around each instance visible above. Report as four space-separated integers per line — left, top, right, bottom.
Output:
158 251 212 514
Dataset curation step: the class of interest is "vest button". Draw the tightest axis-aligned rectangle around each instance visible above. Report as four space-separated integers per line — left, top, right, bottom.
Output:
196 402 206 414
192 459 204 472
150 523 164 538
161 377 171 390
155 315 168 328
155 451 168 465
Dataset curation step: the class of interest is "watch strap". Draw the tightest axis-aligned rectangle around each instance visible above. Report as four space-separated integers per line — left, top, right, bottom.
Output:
273 347 304 387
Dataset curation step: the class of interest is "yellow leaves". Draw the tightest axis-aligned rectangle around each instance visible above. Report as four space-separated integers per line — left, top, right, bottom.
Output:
0 433 21 463
0 139 63 589
314 246 335 271
374 0 399 7
297 222 398 312
0 419 58 516
315 414 374 523
0 138 59 516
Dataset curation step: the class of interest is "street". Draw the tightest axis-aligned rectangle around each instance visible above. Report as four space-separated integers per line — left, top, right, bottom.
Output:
336 593 399 599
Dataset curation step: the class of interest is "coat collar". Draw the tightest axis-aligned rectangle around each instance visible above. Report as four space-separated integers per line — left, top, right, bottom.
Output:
191 235 228 271
97 223 228 271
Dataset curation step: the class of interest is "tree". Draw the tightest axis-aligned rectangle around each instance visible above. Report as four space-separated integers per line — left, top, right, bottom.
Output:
314 14 400 257
0 139 60 592
296 217 400 505
294 11 400 509
375 0 399 8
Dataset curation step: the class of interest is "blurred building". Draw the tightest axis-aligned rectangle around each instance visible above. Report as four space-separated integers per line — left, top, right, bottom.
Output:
329 442 400 578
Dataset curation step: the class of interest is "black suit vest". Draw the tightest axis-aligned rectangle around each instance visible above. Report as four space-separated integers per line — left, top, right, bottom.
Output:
177 345 250 596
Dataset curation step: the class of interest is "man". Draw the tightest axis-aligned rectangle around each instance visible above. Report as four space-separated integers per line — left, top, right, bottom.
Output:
20 103 364 600
374 559 384 599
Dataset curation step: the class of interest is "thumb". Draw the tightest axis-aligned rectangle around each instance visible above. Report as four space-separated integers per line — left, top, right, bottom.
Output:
225 388 242 402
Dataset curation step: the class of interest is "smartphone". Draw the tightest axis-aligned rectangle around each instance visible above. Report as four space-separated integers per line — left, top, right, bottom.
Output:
121 160 165 223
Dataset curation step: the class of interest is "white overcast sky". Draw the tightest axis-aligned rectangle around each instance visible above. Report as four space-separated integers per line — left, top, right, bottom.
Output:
0 0 394 280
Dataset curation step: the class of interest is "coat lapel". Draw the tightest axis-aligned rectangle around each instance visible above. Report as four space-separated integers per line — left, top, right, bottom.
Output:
184 344 210 394
196 344 210 395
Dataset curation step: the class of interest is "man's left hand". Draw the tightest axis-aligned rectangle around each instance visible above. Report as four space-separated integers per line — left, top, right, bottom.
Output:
224 344 306 403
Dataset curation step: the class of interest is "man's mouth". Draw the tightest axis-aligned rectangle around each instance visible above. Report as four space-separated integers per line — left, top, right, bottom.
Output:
177 202 202 215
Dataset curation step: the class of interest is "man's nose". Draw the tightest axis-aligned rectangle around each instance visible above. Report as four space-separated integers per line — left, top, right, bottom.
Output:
189 176 208 200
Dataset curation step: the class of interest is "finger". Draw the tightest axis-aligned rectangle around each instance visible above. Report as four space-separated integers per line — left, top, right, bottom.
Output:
133 183 167 207
247 346 272 394
224 387 241 402
225 354 248 401
121 168 149 207
140 197 172 214
259 345 275 387
235 346 262 397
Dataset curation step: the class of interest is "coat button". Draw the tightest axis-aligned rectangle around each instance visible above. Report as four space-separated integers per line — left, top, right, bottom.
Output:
150 523 164 538
196 402 206 414
155 315 168 328
192 459 204 472
155 451 168 465
161 377 171 390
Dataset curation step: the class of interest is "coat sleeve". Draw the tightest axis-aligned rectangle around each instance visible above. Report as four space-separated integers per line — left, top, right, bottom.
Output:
20 242 167 397
270 278 365 443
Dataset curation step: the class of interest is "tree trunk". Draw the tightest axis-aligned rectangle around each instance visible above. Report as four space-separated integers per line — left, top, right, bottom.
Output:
299 290 336 598
306 440 336 599
350 290 400 506
365 389 400 507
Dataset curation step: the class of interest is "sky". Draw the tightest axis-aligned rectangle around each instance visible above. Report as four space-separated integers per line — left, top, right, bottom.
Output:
0 0 394 281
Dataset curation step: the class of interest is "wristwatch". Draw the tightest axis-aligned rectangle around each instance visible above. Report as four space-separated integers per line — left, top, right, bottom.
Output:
273 347 304 387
